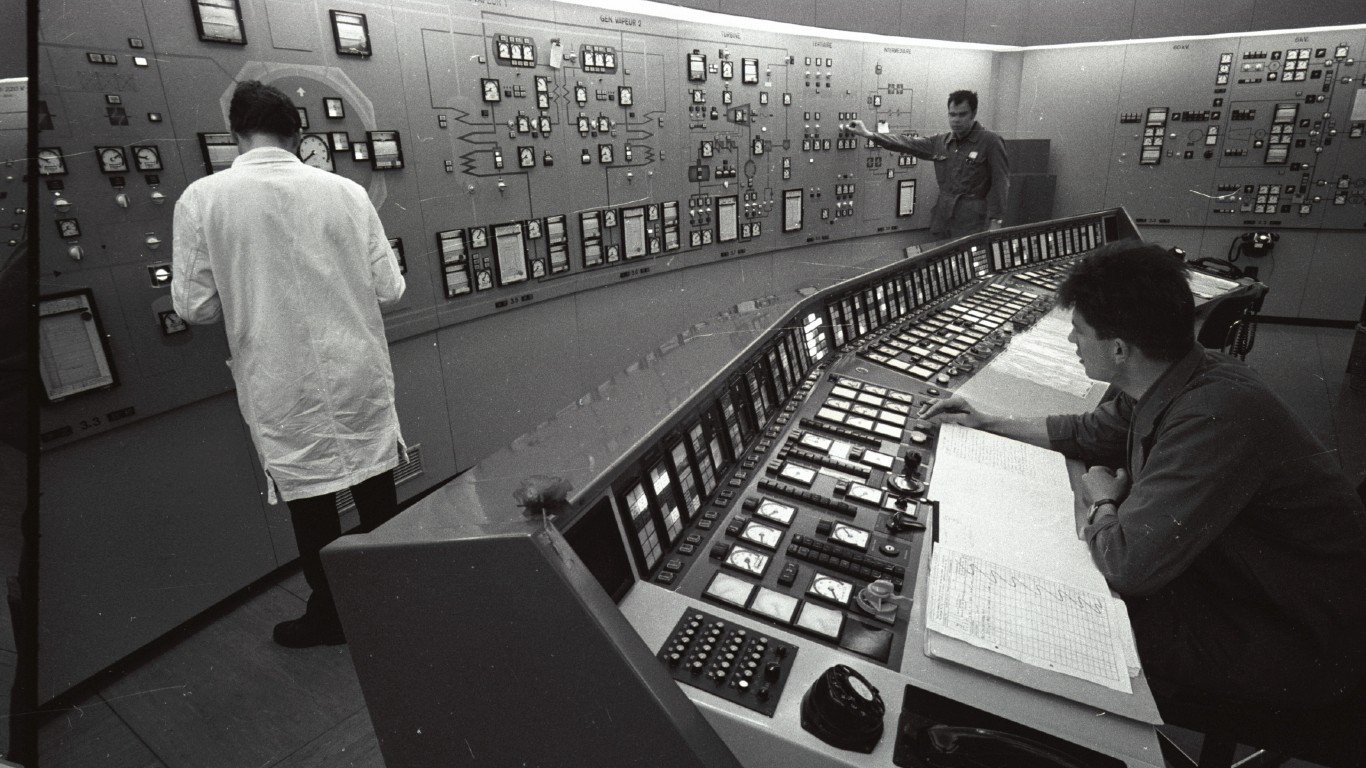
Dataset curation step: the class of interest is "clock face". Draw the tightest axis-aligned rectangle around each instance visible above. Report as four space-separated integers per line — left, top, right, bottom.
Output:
298 134 333 172
37 148 67 176
97 146 128 173
132 145 163 171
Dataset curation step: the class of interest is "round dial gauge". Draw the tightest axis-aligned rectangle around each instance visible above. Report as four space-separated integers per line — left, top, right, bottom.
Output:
810 574 851 604
298 135 333 172
98 147 128 173
133 146 163 171
37 148 67 176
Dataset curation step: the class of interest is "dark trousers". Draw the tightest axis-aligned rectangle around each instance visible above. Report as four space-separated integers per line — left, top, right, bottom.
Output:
285 469 398 622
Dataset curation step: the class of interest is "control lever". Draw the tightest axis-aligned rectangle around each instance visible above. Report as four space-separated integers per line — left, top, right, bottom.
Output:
855 579 913 621
888 452 924 496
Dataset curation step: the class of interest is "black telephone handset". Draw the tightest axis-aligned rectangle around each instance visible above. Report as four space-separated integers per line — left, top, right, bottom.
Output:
892 684 1124 768
912 725 1097 768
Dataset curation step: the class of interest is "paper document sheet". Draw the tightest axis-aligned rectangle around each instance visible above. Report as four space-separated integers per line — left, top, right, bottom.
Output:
980 310 1096 399
928 546 1134 693
927 424 1138 693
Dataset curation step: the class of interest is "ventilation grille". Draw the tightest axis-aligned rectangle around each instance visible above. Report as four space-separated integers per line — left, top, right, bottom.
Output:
335 443 423 513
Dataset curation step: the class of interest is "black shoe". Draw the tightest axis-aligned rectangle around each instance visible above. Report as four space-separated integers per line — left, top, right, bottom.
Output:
272 614 345 648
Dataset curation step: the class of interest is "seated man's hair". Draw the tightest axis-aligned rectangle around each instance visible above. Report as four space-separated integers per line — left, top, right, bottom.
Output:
1056 240 1194 362
947 90 978 113
229 80 302 139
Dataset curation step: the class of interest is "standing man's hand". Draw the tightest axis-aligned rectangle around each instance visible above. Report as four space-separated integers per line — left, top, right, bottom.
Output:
844 119 875 139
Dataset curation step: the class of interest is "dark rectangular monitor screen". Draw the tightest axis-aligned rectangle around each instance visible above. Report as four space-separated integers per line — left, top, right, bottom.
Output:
563 496 635 602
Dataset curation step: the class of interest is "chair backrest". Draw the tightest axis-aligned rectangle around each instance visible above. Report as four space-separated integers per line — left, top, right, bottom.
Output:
1196 283 1268 359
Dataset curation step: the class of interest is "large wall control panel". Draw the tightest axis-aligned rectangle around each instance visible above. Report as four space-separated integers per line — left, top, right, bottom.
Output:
35 0 999 451
1018 29 1366 231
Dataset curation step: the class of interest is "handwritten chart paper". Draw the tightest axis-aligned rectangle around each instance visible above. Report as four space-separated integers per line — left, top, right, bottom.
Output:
928 545 1133 693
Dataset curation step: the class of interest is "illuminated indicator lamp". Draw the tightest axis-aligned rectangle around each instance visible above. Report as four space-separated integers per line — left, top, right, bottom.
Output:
147 263 173 287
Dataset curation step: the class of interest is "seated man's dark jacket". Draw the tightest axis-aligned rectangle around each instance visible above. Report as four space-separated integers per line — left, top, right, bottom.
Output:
1048 343 1366 706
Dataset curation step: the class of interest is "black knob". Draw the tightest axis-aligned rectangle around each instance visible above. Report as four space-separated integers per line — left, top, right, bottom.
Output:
756 685 771 701
765 661 782 681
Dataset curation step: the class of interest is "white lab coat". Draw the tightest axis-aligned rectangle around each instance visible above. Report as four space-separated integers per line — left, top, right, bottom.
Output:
172 147 406 503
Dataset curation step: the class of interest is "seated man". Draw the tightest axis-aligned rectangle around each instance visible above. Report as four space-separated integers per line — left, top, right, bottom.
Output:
925 240 1366 727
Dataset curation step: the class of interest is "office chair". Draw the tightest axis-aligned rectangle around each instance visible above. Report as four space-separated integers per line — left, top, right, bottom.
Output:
1195 283 1268 360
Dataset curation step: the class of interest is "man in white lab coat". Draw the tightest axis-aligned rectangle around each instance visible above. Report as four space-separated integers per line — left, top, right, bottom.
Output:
172 81 407 648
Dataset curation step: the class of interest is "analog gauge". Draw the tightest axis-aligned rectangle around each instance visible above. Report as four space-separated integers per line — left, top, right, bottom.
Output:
575 85 588 105
56 218 81 238
701 141 713 158
37 147 68 176
577 116 590 134
469 227 487 248
754 499 796 526
599 145 614 164
132 145 163 172
808 574 852 605
721 60 734 79
518 147 535 168
482 78 501 103
831 524 870 549
618 86 632 106
298 134 333 172
724 546 769 577
97 146 128 173
741 522 782 549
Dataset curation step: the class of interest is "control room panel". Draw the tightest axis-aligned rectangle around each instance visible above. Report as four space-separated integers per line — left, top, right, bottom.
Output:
33 0 1362 459
579 211 1124 727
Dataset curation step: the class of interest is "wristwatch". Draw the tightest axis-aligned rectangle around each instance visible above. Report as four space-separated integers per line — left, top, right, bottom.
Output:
1088 498 1118 524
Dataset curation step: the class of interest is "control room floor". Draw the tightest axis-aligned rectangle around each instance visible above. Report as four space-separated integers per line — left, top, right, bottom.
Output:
31 323 1366 768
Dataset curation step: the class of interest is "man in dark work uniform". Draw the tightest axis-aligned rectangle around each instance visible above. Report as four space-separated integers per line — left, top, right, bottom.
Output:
845 89 1009 238
926 241 1366 741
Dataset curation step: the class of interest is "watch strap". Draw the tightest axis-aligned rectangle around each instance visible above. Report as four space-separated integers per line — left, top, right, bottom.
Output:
1088 498 1118 524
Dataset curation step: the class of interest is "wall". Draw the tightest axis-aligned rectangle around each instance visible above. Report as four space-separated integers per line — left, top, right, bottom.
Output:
675 0 1366 46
